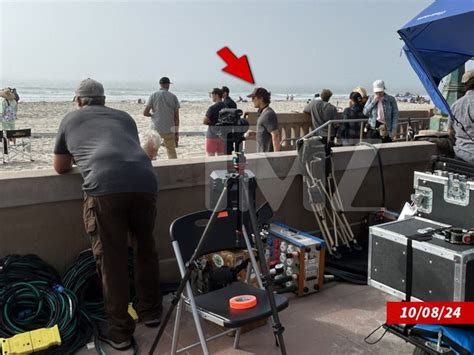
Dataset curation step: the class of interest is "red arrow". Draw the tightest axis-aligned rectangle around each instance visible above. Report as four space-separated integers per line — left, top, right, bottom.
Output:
217 47 255 84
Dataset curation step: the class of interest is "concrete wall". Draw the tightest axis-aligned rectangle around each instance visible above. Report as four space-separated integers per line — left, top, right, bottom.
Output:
0 141 437 282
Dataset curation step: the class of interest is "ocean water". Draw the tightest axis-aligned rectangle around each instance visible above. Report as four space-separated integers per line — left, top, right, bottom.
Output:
1 80 350 103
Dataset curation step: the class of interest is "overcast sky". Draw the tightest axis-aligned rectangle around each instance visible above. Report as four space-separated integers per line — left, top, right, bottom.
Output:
1 0 462 93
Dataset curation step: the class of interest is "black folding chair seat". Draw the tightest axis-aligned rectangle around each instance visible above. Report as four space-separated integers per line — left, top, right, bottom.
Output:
169 209 289 354
191 281 289 328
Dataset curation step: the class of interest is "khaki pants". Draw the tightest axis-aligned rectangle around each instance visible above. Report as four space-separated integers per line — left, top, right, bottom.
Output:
83 192 162 342
159 132 177 159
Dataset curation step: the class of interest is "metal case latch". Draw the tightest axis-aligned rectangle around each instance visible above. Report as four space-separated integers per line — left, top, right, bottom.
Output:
444 173 469 206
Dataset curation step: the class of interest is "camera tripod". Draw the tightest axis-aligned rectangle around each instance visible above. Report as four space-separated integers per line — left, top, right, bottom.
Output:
148 140 287 355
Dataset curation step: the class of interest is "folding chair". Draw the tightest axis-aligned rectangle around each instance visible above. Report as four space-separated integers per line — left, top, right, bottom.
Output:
4 129 33 163
169 209 289 354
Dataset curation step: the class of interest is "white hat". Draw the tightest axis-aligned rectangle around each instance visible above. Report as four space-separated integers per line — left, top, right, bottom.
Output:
373 80 386 93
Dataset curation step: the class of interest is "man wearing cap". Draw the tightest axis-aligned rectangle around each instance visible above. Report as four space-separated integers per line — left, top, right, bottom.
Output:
448 69 474 163
247 87 281 152
144 77 180 159
363 80 399 142
222 86 237 109
53 78 162 350
221 86 237 155
303 89 338 143
203 88 227 156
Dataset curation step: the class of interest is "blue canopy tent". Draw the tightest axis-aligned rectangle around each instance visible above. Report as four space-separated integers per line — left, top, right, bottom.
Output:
398 0 474 118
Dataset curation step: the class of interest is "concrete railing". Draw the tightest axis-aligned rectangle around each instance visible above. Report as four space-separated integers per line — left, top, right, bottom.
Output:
244 109 433 152
0 141 438 282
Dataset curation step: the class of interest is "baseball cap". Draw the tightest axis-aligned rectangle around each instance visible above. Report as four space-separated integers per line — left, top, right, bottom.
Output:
373 80 386 93
75 78 105 97
159 77 172 84
353 86 368 98
210 88 223 96
247 87 270 98
461 69 474 84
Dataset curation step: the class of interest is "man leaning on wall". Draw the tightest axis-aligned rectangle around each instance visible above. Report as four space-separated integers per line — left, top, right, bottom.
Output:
53 78 162 351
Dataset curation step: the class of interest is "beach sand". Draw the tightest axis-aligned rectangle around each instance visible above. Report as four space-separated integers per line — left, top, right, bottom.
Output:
1 100 433 172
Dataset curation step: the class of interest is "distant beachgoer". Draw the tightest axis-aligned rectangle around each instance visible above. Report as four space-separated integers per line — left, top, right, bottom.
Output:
137 98 143 104
290 94 294 101
246 87 281 152
448 69 474 163
143 77 180 159
0 88 18 131
222 86 237 109
303 88 338 144
353 86 369 105
339 92 367 145
203 88 227 156
363 80 399 143
53 78 162 351
286 95 289 101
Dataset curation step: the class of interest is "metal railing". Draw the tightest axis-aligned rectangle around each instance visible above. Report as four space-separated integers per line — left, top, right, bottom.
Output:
299 117 432 144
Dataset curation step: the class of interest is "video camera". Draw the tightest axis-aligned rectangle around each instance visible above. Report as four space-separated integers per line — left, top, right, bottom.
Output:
215 108 249 145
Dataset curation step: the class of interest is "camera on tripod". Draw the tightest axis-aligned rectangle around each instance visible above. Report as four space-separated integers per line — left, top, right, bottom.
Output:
215 108 249 145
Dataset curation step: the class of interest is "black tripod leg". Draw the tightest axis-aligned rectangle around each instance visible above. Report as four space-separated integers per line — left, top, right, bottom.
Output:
242 183 287 355
148 181 232 355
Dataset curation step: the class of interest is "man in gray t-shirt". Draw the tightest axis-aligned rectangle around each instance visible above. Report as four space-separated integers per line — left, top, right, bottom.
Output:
247 87 281 152
303 88 338 138
144 77 180 159
53 79 162 350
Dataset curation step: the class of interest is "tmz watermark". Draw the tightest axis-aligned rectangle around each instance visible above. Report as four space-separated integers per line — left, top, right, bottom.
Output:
203 147 384 213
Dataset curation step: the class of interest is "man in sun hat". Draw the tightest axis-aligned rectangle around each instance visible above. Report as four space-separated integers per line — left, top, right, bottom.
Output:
363 79 399 142
448 69 474 162
53 78 162 351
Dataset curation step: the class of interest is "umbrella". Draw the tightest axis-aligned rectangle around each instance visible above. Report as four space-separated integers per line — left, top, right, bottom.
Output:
398 0 474 118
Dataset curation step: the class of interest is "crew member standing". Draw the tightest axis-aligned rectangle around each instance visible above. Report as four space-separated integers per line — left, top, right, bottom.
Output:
222 86 237 154
247 87 281 153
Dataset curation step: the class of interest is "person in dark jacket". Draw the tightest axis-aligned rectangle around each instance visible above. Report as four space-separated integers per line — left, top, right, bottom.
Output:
339 91 367 145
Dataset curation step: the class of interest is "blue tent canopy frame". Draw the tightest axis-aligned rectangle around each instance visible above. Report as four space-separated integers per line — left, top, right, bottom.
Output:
398 0 474 117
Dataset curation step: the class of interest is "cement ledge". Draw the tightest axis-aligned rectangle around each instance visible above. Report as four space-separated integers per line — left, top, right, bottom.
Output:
0 141 436 208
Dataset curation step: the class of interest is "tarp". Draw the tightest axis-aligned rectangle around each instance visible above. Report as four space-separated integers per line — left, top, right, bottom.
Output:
398 0 474 116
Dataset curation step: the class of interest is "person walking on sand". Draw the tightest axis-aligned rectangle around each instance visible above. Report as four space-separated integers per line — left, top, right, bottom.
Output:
143 77 180 159
53 78 162 351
